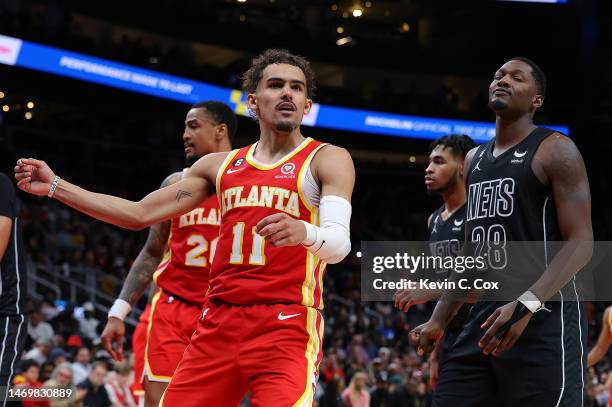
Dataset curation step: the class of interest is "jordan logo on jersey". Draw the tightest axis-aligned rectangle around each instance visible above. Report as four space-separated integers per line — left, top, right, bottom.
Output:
467 178 515 221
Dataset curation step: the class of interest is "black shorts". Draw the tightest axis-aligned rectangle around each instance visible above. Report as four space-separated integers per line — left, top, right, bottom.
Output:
0 314 28 407
434 292 586 407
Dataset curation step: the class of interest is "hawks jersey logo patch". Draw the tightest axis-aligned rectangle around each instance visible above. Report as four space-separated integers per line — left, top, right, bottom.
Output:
276 162 296 179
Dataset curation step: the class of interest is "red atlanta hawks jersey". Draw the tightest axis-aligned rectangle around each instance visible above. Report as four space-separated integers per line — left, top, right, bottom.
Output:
153 194 220 305
209 137 328 309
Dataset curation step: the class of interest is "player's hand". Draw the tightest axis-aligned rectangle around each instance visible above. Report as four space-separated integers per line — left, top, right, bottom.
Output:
409 319 444 356
14 158 56 196
393 289 434 312
429 355 439 390
478 301 532 356
255 213 306 247
101 316 126 361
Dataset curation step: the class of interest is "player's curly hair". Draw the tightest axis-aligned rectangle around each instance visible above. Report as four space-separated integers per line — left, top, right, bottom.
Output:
241 49 316 99
429 134 477 159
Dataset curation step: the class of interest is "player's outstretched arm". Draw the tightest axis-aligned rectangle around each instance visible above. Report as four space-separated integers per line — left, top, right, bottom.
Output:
256 145 355 264
15 157 214 230
101 172 181 361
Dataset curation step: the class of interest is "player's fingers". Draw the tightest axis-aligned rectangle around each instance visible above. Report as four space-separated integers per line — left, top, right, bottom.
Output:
16 179 30 191
402 300 415 313
116 334 124 361
18 158 45 168
478 319 501 349
394 291 407 308
269 229 289 243
255 213 285 233
417 334 434 356
480 308 501 329
409 329 421 346
14 172 31 181
482 335 501 355
101 334 118 360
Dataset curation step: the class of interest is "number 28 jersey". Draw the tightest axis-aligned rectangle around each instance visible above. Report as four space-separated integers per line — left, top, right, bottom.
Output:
153 194 220 305
209 137 328 309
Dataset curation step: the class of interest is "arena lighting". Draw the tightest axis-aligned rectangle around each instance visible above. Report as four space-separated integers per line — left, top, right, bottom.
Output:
352 8 363 17
24 111 32 119
0 34 569 141
2 105 9 112
27 101 34 109
0 91 4 98
337 26 345 34
400 22 410 33
237 0 246 3
336 36 353 46
409 156 416 163
356 251 362 258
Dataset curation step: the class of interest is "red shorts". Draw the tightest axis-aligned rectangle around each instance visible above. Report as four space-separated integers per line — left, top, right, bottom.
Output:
131 303 151 397
160 299 324 407
144 291 202 383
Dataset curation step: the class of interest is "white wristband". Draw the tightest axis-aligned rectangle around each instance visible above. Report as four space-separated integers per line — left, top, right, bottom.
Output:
301 221 317 247
48 176 61 198
108 299 132 321
518 290 543 313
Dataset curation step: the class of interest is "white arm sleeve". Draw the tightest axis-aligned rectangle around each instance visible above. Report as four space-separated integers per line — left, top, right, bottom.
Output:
300 195 351 264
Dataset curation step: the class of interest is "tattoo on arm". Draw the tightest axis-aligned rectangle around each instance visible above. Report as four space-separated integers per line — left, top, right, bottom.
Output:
176 190 193 202
548 138 590 203
119 220 171 305
118 173 179 306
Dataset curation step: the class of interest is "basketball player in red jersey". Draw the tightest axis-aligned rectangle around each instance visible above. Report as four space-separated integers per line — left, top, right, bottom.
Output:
99 101 236 407
15 49 355 406
587 305 612 406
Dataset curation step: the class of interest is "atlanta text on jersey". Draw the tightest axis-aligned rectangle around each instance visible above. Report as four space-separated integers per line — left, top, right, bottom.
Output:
221 185 301 217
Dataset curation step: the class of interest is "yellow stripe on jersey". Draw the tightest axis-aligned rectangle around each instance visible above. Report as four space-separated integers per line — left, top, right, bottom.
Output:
293 308 321 407
152 229 173 285
215 149 241 209
246 137 313 170
144 291 172 382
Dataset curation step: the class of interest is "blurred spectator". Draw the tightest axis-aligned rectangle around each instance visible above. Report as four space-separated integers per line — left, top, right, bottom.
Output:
24 338 54 365
43 362 85 407
79 302 100 342
40 361 55 383
13 359 47 407
49 348 71 367
342 371 370 407
28 310 55 344
105 360 136 407
72 347 92 385
76 361 112 407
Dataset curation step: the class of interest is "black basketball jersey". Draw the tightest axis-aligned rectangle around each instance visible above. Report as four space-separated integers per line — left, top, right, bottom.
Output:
457 127 587 407
466 127 561 276
428 204 466 259
0 173 27 315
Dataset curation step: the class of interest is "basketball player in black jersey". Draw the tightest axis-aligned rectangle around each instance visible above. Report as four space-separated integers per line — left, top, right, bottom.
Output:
410 57 593 406
394 134 475 388
0 172 28 407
